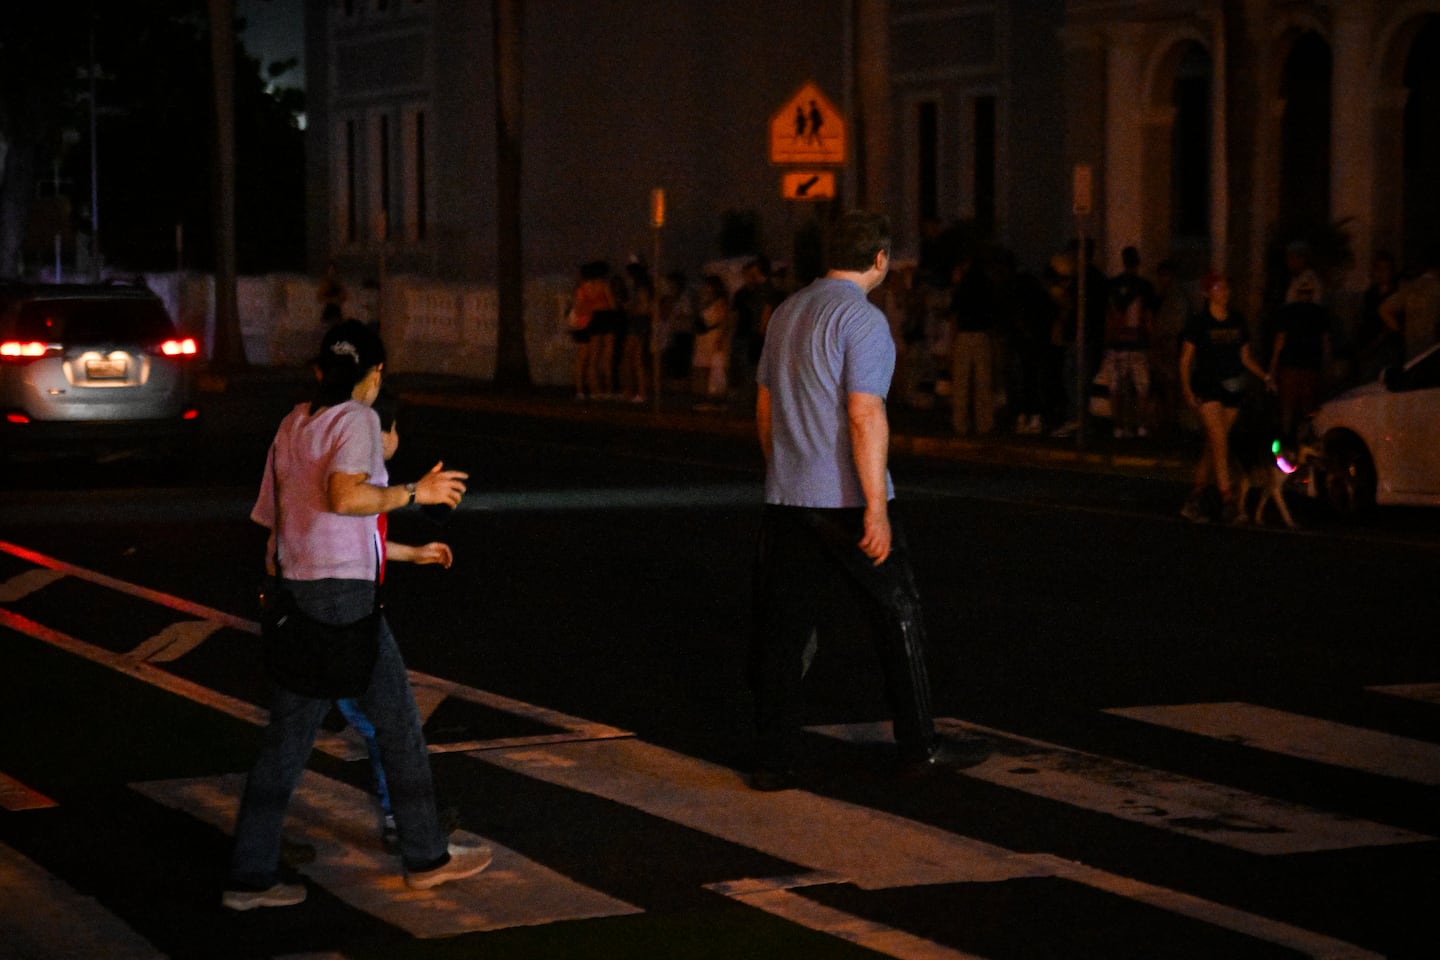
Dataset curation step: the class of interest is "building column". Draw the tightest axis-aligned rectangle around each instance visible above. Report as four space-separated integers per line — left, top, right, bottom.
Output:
1140 105 1175 269
1372 85 1410 259
1104 23 1145 273
854 0 891 212
1329 5 1374 285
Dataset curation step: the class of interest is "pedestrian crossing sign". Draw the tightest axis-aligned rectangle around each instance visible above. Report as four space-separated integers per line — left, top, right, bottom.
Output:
770 82 846 166
781 170 836 201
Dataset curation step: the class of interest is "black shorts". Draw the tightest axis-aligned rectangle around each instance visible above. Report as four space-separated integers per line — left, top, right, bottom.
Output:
1193 378 1246 408
590 309 622 337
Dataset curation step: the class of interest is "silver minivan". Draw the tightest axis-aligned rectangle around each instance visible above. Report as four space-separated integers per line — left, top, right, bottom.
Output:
0 282 200 459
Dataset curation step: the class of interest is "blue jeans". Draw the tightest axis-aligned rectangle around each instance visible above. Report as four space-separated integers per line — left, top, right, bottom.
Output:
336 698 392 817
228 578 447 887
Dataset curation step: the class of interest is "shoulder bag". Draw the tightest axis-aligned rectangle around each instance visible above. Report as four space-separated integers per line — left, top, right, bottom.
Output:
259 446 381 699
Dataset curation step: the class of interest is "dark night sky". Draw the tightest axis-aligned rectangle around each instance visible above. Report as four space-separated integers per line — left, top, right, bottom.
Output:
238 0 304 89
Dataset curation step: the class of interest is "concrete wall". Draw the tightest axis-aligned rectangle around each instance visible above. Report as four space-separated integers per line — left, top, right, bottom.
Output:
143 271 575 386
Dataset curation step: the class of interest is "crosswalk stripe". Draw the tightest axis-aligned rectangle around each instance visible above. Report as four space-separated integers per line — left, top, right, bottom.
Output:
1028 854 1384 960
0 543 632 760
0 606 272 729
132 771 641 938
0 539 255 632
407 671 632 753
0 567 65 603
474 738 1380 959
479 738 1044 889
0 771 56 811
1106 702 1440 785
706 875 987 960
0 842 165 959
807 719 1429 854
0 538 1402 956
1367 682 1440 705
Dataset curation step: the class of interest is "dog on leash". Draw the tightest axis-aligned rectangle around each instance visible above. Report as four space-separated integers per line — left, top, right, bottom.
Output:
1231 437 1316 529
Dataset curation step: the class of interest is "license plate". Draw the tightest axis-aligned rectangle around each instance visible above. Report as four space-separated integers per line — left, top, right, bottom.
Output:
85 358 128 380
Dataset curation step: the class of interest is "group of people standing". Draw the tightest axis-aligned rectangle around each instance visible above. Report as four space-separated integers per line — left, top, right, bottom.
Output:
567 259 656 404
569 255 785 410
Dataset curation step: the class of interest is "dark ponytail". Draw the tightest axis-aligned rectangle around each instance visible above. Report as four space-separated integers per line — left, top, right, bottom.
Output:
311 319 386 413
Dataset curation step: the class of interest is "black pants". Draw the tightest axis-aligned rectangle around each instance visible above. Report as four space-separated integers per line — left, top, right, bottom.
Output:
749 504 937 769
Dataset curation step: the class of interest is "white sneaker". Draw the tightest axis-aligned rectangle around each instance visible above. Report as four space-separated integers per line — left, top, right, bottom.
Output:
222 881 307 911
405 842 494 890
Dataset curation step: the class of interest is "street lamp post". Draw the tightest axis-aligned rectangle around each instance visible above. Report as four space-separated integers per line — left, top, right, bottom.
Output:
650 188 665 414
88 14 100 279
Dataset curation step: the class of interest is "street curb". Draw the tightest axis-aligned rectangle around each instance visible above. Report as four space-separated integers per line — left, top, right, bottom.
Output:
403 390 1194 482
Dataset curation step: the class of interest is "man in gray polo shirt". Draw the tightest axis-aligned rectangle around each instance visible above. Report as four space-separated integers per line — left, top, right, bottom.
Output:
749 210 992 791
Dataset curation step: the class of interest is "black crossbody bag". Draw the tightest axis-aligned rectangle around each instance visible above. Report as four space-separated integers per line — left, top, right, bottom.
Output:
259 446 382 699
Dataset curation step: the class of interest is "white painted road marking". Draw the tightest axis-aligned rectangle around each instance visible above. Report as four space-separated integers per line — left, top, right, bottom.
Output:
0 567 65 603
706 873 989 960
128 619 225 663
0 539 255 632
475 738 1381 959
0 543 633 760
1368 682 1440 705
0 539 1403 957
1106 702 1440 786
808 719 1430 854
0 771 55 811
0 842 164 959
483 739 1044 888
133 771 641 938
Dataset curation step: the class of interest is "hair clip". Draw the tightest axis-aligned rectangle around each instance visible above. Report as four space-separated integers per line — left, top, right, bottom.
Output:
330 341 359 362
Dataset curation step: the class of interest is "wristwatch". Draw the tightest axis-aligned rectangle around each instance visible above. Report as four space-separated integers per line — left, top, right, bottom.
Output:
404 482 417 505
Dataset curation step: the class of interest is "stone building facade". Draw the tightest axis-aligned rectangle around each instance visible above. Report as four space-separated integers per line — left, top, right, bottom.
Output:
302 0 1440 313
302 0 1070 285
1064 0 1440 314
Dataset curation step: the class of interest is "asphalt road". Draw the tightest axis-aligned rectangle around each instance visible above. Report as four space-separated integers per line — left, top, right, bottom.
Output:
2 377 1439 959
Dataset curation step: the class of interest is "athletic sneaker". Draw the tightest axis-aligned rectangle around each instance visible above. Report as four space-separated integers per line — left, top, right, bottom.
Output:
1179 491 1208 523
221 881 307 911
383 806 460 855
899 734 994 778
404 842 493 890
1221 496 1242 525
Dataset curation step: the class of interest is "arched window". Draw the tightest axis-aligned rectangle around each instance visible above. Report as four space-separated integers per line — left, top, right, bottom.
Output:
1171 42 1212 242
1403 16 1440 264
1279 31 1332 230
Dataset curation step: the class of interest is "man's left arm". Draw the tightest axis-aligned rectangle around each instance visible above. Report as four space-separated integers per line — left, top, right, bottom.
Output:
756 384 773 463
848 391 891 564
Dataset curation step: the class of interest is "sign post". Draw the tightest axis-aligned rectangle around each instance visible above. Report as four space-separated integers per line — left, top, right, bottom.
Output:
1072 164 1093 449
649 188 665 413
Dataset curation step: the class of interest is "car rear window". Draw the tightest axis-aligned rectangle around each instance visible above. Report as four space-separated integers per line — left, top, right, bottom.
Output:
13 298 176 344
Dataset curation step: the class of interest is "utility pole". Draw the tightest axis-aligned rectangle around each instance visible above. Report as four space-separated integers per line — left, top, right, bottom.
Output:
492 0 529 387
88 13 100 279
209 0 245 370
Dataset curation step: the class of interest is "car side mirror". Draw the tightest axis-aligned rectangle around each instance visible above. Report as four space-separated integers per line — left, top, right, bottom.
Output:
1382 365 1405 391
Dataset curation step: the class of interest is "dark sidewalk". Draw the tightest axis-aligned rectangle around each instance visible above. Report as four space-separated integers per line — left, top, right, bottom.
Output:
199 365 1198 486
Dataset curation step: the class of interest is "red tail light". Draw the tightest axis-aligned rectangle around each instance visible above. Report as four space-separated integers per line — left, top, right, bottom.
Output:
5 412 31 424
159 337 199 357
182 407 200 421
0 341 56 363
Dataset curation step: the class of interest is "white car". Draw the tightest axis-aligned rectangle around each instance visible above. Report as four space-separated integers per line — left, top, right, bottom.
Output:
0 281 200 462
1304 342 1440 514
